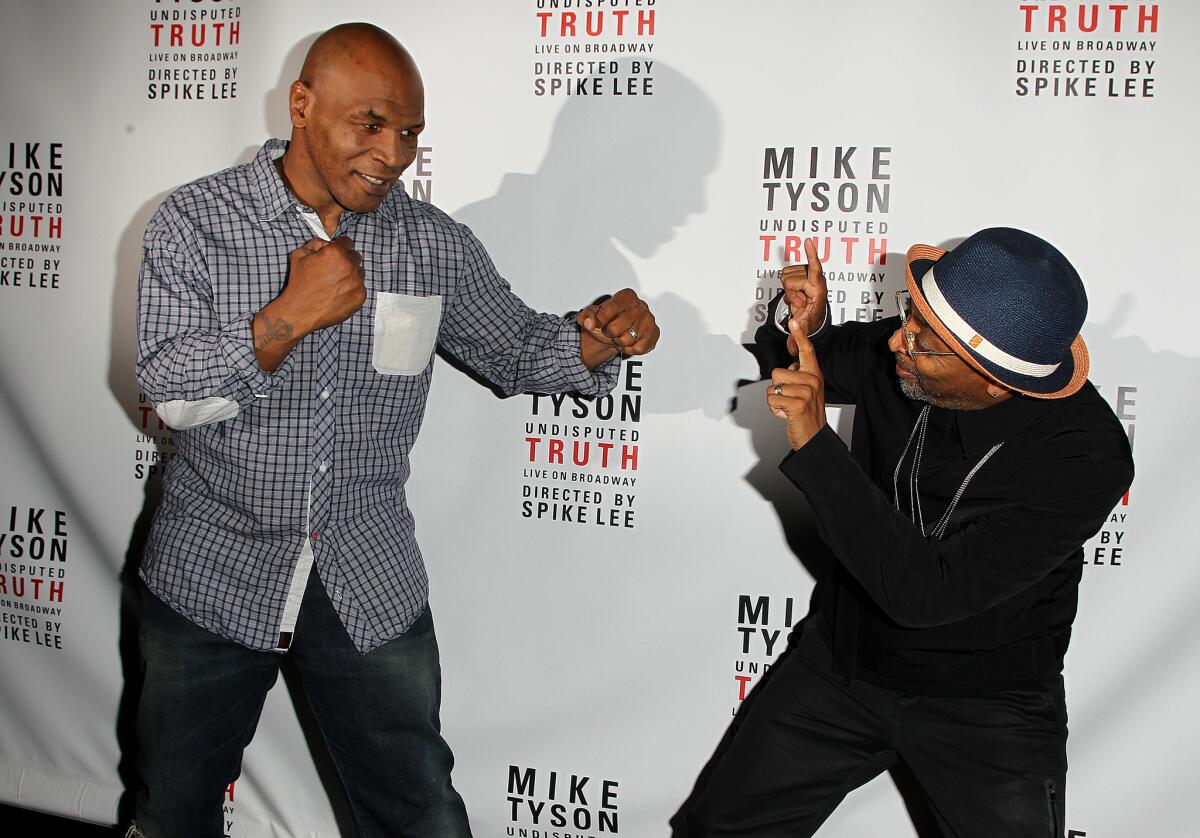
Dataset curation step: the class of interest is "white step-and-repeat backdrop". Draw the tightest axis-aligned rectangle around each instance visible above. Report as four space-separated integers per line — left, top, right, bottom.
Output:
2 1 1197 835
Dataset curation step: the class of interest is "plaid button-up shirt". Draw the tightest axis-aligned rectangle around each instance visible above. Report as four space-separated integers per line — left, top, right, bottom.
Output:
136 140 619 653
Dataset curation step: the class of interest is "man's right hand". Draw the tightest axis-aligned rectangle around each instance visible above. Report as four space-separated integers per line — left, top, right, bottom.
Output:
252 237 367 371
779 237 828 356
280 236 368 333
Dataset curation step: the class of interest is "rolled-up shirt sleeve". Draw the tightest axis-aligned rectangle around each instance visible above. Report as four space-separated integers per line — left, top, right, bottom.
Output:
135 203 294 429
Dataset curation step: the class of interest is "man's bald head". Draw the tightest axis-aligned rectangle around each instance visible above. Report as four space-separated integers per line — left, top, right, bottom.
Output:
298 22 420 92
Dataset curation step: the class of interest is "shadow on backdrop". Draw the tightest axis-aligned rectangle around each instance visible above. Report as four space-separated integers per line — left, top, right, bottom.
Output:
451 60 750 420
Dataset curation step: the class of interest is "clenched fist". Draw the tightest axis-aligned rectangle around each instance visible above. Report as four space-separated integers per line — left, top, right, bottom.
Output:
281 236 368 333
252 236 367 371
576 288 661 369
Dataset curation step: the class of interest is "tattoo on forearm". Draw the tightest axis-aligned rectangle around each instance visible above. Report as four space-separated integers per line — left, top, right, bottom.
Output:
254 316 294 351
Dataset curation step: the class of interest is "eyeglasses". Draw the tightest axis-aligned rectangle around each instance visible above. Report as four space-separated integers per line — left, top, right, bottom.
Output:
896 290 958 358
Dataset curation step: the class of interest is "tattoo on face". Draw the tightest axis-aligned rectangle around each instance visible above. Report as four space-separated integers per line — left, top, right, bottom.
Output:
255 316 294 350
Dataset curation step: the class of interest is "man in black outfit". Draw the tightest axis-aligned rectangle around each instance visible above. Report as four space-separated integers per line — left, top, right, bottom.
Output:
673 228 1134 837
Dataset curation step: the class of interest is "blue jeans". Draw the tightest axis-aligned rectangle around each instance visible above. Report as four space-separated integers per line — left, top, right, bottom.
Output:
133 573 472 837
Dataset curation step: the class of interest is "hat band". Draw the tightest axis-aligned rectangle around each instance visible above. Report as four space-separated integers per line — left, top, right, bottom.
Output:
923 268 1062 379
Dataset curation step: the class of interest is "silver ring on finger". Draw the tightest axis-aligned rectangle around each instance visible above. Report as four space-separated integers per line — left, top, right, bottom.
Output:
773 384 784 396
627 328 639 341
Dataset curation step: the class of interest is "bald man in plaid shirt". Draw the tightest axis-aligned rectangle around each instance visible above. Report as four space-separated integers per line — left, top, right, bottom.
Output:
131 23 659 838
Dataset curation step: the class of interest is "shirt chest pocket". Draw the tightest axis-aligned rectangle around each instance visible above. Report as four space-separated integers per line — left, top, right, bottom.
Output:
372 291 442 375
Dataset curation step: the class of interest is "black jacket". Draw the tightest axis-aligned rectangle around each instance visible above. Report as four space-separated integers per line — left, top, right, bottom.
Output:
757 309 1134 696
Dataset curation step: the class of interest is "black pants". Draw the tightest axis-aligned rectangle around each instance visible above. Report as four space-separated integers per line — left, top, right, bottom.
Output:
672 622 1067 837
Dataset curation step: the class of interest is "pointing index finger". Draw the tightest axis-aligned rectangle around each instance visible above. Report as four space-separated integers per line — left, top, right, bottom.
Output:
789 315 820 372
803 237 825 282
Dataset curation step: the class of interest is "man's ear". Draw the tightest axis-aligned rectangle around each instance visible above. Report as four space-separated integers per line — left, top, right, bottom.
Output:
288 81 312 128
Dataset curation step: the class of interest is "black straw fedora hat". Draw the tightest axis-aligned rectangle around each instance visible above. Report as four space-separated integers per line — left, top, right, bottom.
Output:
904 227 1090 399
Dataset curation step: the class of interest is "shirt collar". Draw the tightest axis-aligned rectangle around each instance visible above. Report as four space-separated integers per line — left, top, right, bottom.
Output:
249 138 402 225
249 139 294 222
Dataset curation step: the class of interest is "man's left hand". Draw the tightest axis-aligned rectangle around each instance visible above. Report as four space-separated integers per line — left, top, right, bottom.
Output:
766 314 827 450
577 288 660 369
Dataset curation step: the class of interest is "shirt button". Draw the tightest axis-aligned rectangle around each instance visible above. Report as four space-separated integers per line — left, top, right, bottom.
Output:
318 461 329 474
319 387 331 400
310 531 320 541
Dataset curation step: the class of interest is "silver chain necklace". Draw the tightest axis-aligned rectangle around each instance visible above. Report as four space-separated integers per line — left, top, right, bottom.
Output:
893 405 1005 540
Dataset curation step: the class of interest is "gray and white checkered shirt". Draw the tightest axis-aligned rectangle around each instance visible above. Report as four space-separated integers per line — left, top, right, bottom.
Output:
136 139 619 653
